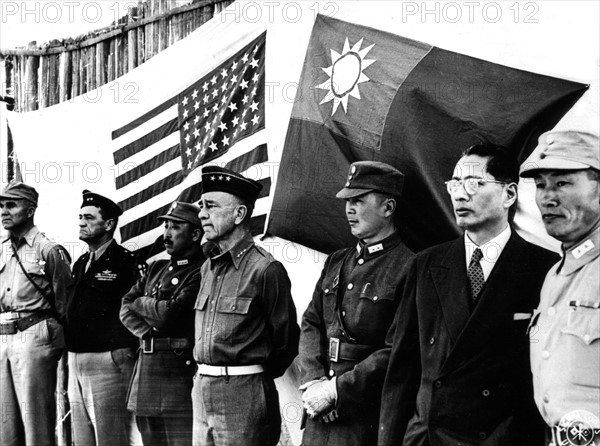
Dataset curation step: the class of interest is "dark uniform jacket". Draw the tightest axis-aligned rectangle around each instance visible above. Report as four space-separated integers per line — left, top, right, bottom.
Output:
379 232 559 446
120 253 204 417
299 231 414 446
66 240 142 352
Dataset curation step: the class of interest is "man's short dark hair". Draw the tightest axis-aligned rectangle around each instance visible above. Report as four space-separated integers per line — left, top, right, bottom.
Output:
96 206 119 232
461 143 519 184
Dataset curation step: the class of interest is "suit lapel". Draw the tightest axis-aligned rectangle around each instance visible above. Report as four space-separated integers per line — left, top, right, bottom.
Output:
430 238 470 345
440 233 527 373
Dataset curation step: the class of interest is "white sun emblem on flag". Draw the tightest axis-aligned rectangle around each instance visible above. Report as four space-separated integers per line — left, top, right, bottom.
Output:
316 37 375 116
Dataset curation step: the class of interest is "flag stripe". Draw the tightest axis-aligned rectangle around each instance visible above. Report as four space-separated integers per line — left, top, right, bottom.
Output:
225 143 267 173
115 144 181 189
113 118 179 164
112 97 177 140
117 171 184 211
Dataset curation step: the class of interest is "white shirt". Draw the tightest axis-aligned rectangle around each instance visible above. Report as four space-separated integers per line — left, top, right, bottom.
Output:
464 225 511 281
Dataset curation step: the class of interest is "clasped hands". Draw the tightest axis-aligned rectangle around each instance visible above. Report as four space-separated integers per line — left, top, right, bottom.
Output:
298 377 338 423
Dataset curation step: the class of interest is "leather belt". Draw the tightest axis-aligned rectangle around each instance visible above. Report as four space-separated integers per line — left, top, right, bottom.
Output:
141 337 193 354
196 364 264 376
0 310 53 335
328 337 377 362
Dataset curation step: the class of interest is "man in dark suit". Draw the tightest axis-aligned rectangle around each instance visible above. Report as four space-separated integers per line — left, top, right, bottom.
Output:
379 144 559 446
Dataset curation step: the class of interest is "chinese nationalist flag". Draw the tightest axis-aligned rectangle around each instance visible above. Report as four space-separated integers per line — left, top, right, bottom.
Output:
267 14 587 254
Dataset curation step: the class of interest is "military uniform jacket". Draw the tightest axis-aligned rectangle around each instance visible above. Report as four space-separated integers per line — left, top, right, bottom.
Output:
0 226 71 320
193 233 299 379
120 254 204 417
299 231 414 446
379 232 559 446
66 240 142 352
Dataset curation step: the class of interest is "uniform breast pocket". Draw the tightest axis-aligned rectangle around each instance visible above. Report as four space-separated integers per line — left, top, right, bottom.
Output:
214 296 252 344
355 285 396 334
194 293 209 340
561 307 600 387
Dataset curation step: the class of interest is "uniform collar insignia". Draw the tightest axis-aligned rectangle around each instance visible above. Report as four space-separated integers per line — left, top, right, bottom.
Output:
572 239 594 259
177 259 189 266
367 243 384 254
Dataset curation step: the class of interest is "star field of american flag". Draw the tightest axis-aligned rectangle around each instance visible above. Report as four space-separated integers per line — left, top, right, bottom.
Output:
178 34 265 174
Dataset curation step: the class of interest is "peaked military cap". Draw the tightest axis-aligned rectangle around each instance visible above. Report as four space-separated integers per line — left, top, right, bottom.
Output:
158 201 202 227
520 130 600 177
81 190 123 217
336 161 405 199
201 165 262 203
0 181 39 206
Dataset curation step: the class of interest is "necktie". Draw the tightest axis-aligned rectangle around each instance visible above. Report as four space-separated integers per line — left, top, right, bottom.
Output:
467 248 484 304
85 252 95 273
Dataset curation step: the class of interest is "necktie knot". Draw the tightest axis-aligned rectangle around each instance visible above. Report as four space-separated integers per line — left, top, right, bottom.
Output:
470 248 483 264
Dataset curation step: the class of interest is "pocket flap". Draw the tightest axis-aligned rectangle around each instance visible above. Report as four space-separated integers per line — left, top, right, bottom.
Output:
194 293 209 311
561 308 600 345
216 296 252 315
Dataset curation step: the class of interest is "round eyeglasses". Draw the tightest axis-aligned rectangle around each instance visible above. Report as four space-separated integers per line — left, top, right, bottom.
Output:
445 178 507 195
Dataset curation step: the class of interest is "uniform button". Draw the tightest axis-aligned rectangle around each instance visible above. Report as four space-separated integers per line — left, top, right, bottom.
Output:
206 328 210 332
373 296 378 301
543 395 549 403
547 307 556 316
342 311 346 317
583 334 591 343
6 288 10 292
168 266 173 271
358 259 364 265
171 278 179 285
217 276 220 280
479 432 487 440
186 360 191 366
231 306 236 311
324 288 329 293
482 389 490 397
329 370 335 377
429 337 435 345
434 380 442 389
542 350 550 359
347 283 354 290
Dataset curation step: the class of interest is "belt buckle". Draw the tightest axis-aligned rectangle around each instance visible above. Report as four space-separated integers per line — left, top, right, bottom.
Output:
142 337 154 354
329 337 340 362
0 321 18 335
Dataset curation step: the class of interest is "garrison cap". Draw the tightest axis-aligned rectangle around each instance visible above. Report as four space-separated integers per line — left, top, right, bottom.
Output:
81 190 123 217
201 165 262 203
158 201 202 228
520 130 600 177
336 161 405 199
0 181 38 206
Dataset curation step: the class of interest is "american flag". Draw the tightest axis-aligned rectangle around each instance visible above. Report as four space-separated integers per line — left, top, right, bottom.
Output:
110 32 269 259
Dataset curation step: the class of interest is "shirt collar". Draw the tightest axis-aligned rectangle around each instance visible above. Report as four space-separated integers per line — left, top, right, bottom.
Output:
3 225 40 247
89 238 114 260
464 224 512 266
355 230 402 261
209 232 255 270
560 225 600 276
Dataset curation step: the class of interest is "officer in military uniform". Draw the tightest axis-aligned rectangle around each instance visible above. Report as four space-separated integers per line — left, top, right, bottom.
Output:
193 166 299 446
521 131 600 446
298 161 414 446
120 202 205 446
66 190 145 446
0 181 72 446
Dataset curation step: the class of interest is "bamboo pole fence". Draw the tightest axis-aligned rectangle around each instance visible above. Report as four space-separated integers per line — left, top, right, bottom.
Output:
1 0 234 112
